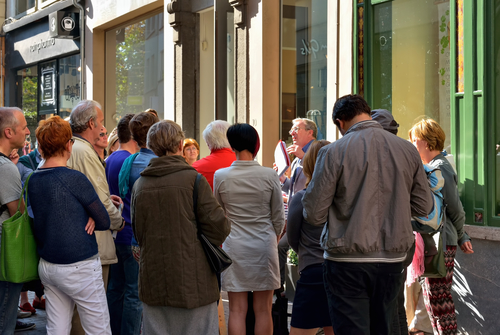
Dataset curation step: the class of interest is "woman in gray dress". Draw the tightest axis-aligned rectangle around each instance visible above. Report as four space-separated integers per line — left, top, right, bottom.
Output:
214 123 285 335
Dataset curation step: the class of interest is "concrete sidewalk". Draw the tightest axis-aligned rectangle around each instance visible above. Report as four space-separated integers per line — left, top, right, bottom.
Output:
19 290 292 334
17 292 46 334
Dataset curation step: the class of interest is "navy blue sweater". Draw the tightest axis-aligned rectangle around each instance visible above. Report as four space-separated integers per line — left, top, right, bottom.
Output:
28 167 110 264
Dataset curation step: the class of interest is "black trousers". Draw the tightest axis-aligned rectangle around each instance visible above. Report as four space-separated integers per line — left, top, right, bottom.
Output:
323 260 405 335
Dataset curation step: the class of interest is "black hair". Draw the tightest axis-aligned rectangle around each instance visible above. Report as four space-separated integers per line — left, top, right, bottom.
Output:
332 94 372 126
226 123 260 157
117 114 135 143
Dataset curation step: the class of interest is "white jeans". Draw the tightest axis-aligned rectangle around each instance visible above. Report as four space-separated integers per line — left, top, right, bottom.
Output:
39 257 111 335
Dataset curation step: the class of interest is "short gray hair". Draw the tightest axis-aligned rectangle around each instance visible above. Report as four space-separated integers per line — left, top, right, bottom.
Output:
293 118 317 139
69 100 102 134
202 120 231 151
0 107 22 139
147 120 185 157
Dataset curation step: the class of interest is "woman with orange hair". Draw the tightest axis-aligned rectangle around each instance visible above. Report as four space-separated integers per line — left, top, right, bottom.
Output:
183 138 200 166
27 116 112 334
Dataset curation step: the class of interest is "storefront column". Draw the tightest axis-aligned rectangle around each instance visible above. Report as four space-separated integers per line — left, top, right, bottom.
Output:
229 0 249 124
167 0 197 138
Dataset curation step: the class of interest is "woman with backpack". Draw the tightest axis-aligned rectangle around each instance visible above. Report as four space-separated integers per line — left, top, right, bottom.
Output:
409 119 474 335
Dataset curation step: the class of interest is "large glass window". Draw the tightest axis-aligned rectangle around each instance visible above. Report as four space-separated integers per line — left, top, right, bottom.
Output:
59 54 81 119
370 0 451 151
281 0 328 144
106 12 164 124
494 0 500 216
16 65 38 152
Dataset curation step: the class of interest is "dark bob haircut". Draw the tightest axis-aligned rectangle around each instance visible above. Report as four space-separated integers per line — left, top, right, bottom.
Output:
117 114 135 143
332 94 371 127
226 123 260 157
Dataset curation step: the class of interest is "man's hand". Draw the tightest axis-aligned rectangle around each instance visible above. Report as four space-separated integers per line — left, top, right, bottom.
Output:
460 241 474 254
110 195 123 209
287 144 305 159
9 149 19 165
273 163 287 183
85 217 95 235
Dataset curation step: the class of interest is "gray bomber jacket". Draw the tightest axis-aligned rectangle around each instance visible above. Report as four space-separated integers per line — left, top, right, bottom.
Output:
302 120 433 262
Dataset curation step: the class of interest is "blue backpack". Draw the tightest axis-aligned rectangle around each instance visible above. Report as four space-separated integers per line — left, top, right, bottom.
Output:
411 164 446 234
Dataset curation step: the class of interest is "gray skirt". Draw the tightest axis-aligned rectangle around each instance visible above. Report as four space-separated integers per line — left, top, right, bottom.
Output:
143 301 218 335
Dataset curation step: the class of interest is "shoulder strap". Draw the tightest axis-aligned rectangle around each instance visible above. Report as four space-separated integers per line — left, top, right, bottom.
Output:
16 172 34 213
27 152 37 171
192 173 202 234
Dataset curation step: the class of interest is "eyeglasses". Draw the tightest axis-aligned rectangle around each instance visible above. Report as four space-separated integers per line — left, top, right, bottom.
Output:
69 138 75 144
289 127 306 135
99 132 107 138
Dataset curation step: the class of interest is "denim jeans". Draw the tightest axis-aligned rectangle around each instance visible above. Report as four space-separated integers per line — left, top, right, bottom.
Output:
0 280 23 335
107 244 142 335
323 260 405 335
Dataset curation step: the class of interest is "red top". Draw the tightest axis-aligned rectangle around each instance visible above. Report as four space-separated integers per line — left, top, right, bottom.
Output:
192 148 237 190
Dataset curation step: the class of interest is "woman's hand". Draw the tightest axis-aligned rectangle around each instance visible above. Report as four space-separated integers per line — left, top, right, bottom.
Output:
460 241 474 254
85 217 95 235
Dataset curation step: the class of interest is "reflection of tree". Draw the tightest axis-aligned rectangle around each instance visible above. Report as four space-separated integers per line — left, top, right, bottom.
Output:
115 22 146 118
22 76 38 148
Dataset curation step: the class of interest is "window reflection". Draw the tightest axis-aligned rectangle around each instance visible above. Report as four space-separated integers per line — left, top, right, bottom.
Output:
107 13 164 121
16 65 38 151
281 0 328 143
59 54 81 119
372 0 451 152
495 0 500 215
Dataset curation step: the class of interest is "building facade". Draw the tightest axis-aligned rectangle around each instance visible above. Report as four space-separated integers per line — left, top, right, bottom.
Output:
2 0 499 332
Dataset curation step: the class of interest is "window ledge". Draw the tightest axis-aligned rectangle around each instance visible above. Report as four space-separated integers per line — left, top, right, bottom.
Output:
465 224 500 242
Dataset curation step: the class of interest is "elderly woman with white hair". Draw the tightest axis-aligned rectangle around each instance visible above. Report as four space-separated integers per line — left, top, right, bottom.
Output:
192 120 236 190
131 120 230 335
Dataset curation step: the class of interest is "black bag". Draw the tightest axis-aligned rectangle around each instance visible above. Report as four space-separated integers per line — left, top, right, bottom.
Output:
272 289 289 335
193 173 232 273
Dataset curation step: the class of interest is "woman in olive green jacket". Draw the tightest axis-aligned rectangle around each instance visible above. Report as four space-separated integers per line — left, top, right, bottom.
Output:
131 120 230 335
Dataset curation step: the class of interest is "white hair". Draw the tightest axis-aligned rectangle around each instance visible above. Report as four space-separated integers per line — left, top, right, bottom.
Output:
202 120 231 151
69 100 102 134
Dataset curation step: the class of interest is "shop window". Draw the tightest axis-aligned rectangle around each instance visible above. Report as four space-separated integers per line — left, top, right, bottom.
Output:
281 0 328 143
364 0 452 152
16 65 38 152
105 12 164 124
59 54 81 118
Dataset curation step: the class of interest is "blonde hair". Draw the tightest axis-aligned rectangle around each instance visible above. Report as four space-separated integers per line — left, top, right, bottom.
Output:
303 140 330 187
408 118 445 152
107 132 119 155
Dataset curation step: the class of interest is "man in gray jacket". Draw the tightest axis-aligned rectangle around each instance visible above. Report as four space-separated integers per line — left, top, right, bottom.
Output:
302 94 433 335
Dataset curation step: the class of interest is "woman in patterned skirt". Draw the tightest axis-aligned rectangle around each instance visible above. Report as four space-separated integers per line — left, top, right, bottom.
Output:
409 119 474 335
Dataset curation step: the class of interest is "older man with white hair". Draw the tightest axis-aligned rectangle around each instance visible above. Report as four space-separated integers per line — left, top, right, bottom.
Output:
192 120 236 190
67 100 123 335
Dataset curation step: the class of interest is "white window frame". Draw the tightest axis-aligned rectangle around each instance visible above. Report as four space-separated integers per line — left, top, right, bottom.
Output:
38 0 59 9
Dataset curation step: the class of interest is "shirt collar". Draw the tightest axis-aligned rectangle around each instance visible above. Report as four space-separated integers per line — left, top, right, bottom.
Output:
302 140 314 154
139 148 155 155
